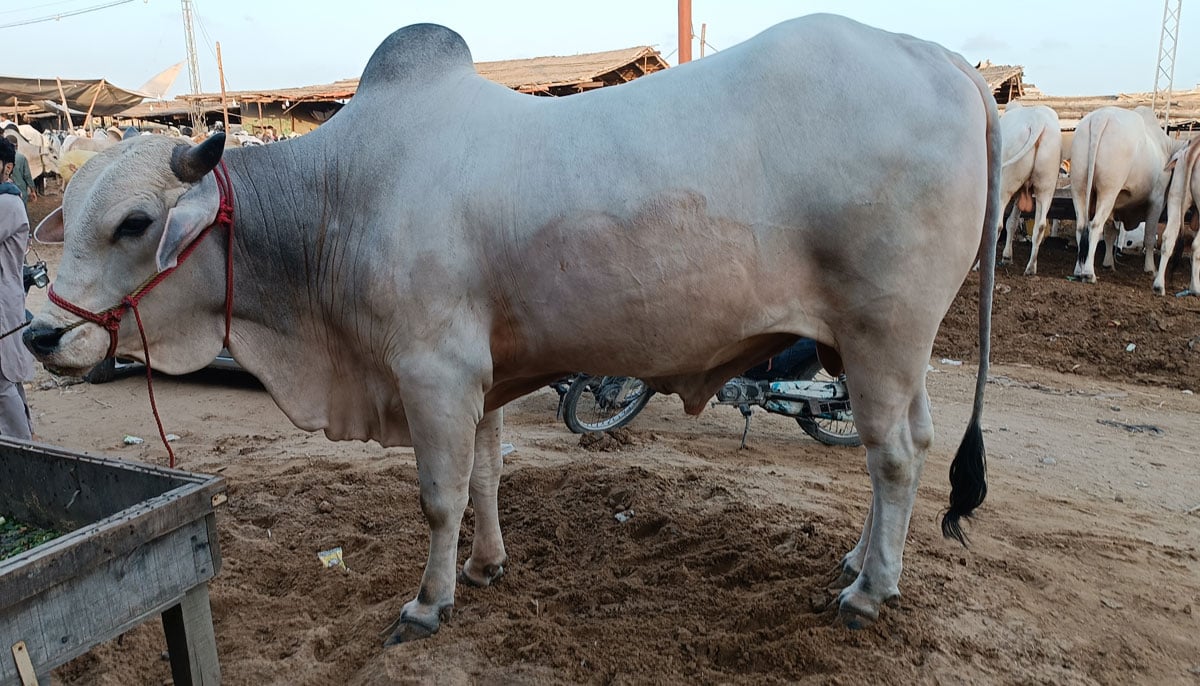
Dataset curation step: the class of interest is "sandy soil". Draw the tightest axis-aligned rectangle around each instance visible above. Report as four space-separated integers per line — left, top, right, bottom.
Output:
15 195 1200 684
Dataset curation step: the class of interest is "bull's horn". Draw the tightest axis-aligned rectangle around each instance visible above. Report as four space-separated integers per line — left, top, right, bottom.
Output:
170 133 225 183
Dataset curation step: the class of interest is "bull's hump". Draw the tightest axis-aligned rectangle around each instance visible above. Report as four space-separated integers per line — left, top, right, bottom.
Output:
358 23 474 92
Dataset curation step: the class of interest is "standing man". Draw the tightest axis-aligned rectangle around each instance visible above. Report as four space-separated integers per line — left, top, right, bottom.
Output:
0 138 34 440
2 132 36 208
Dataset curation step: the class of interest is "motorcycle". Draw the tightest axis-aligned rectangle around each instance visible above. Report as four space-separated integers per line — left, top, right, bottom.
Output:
552 338 859 447
552 374 655 434
712 338 860 448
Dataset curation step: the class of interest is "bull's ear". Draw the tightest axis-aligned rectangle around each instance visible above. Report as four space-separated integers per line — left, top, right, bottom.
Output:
157 174 219 271
34 207 64 244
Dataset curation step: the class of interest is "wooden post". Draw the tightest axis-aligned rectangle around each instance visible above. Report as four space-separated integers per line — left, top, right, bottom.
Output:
161 584 221 685
216 42 231 135
700 23 706 58
82 79 105 132
677 0 692 64
256 101 262 134
55 78 71 130
11 97 17 125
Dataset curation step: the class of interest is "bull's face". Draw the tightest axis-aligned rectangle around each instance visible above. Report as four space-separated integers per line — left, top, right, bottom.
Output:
24 134 228 376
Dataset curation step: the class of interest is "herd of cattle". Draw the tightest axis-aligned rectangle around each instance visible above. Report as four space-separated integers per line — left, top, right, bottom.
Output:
1000 101 1200 295
3 121 274 189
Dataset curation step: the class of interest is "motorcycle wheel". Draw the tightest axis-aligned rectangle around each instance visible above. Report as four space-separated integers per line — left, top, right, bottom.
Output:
562 375 654 434
794 360 862 447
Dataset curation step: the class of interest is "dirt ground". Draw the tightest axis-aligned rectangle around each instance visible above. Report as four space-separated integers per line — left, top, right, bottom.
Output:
15 194 1200 684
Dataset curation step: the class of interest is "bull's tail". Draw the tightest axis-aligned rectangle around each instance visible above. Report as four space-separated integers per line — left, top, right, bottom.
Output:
1076 117 1109 266
1000 123 1039 169
942 64 1001 545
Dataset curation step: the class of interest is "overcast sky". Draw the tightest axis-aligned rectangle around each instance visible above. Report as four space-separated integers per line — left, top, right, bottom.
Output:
1 0 1197 98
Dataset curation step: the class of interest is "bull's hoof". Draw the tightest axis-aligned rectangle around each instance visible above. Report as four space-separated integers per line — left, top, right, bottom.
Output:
1152 284 1165 296
382 602 453 646
999 257 1012 266
1024 266 1038 277
836 581 899 629
460 558 506 588
383 616 438 646
836 588 880 630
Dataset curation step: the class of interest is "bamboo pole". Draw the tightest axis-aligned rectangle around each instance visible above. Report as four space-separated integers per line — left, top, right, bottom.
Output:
216 42 231 134
55 77 71 130
700 23 706 58
82 79 105 131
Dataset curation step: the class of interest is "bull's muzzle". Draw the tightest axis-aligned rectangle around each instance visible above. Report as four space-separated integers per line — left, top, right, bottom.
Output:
23 324 65 357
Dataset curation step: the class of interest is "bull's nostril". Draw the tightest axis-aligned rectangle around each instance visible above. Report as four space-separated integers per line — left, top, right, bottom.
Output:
22 326 65 357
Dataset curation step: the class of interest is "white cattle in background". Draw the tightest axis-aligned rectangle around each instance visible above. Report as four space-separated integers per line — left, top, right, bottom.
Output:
999 101 1062 275
1070 106 1186 282
4 124 61 183
1153 139 1200 295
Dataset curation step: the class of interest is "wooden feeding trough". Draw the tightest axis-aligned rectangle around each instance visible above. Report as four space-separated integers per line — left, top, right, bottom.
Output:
0 439 226 685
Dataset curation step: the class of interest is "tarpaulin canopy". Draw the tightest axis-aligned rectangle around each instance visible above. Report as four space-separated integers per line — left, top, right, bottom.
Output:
0 76 146 116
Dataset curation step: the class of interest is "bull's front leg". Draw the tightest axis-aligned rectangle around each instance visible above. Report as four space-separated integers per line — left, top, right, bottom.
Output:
386 374 484 645
461 409 508 587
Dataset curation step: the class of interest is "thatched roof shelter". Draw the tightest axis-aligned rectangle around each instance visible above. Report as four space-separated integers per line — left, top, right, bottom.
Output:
476 46 667 95
178 45 668 108
1008 87 1200 131
976 61 1024 104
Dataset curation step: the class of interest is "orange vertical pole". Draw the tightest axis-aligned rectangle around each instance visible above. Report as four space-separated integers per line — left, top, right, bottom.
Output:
678 0 692 64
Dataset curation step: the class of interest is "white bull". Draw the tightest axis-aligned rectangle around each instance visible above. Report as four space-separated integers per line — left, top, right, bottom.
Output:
25 15 999 643
998 101 1062 275
7 124 60 182
1153 140 1200 295
1070 106 1186 282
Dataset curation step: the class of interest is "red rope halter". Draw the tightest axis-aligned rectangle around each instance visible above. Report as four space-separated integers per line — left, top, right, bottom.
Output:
47 161 236 468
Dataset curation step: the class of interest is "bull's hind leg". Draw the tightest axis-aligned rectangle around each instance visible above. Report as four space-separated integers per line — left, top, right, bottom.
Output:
1023 193 1053 276
461 409 508 587
834 345 934 628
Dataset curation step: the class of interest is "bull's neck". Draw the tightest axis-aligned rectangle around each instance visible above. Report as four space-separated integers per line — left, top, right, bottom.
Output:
215 140 347 425
220 140 326 322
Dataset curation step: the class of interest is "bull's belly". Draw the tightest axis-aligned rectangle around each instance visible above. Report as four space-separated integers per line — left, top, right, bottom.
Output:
492 193 836 412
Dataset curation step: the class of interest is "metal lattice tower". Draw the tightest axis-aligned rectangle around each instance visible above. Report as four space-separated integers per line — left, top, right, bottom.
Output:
181 0 203 127
1151 0 1183 131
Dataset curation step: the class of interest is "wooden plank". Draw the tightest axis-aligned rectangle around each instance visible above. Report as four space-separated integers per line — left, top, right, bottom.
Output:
9 641 38 686
0 518 218 684
162 585 221 686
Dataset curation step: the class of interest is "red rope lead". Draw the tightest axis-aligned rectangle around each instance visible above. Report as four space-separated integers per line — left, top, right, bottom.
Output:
129 300 175 467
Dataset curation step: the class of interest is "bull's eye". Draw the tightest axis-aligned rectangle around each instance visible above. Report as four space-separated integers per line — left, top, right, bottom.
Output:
114 214 154 240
